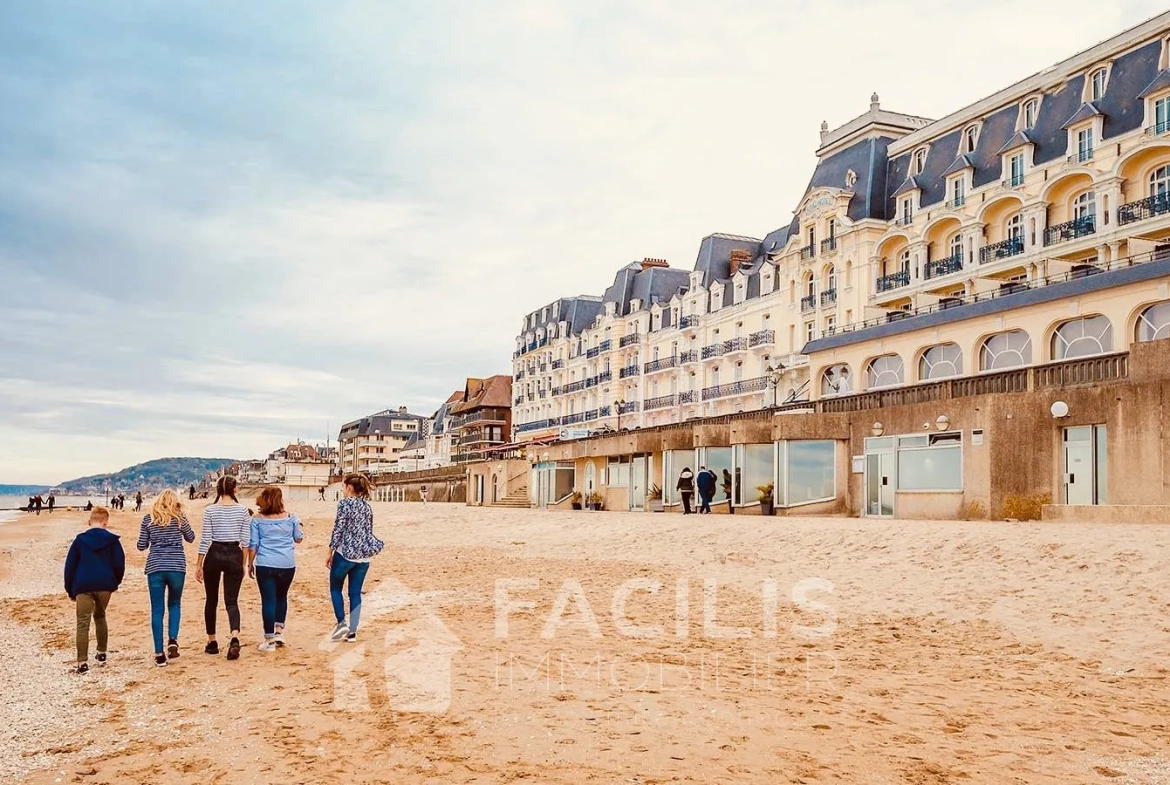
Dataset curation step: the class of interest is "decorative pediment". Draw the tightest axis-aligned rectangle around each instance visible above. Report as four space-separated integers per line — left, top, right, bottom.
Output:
1062 101 1103 129
795 187 853 220
997 130 1036 155
942 155 975 178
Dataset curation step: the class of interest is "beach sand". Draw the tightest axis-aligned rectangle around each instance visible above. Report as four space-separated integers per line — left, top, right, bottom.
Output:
3 501 1169 784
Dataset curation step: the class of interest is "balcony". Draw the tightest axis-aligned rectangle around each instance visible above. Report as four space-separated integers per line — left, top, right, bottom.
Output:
516 418 561 434
585 346 600 359
748 329 775 347
645 356 679 374
897 213 914 226
599 405 611 417
700 343 724 359
800 294 817 312
820 237 837 254
538 364 547 373
679 390 697 404
723 337 747 354
596 370 612 383
924 253 963 279
679 315 700 329
619 365 640 379
551 359 564 369
562 412 585 425
644 393 677 411
565 379 586 393
584 409 599 421
513 396 522 406
551 386 562 396
584 376 597 388
618 333 640 348
979 236 1024 264
1119 193 1170 226
876 271 910 293
538 390 547 399
820 288 837 306
1068 148 1094 164
1145 121 1170 137
679 349 699 364
1044 215 1096 246
799 244 816 261
515 370 526 380
617 400 640 414
700 376 769 401
599 339 611 353
945 195 966 209
1002 174 1025 189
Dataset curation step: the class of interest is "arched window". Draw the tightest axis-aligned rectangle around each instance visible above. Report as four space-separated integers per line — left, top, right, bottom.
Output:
866 354 904 389
1136 301 1170 342
963 125 978 153
1150 165 1170 198
918 343 963 380
1090 68 1107 101
825 265 836 292
980 330 1033 370
1023 99 1038 130
898 249 911 276
913 148 927 174
1052 315 1113 360
948 233 963 260
1006 213 1024 241
804 273 816 298
1072 191 1096 221
820 364 852 397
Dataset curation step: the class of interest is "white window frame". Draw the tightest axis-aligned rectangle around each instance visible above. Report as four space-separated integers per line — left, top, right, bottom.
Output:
1087 67 1108 102
962 124 979 154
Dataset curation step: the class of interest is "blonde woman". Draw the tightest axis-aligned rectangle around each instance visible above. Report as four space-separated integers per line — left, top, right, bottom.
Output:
136 489 195 667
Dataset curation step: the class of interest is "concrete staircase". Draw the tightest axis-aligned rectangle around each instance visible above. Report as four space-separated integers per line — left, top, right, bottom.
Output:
492 490 531 509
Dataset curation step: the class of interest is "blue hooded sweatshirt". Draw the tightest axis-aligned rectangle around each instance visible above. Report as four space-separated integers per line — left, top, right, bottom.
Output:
64 528 126 599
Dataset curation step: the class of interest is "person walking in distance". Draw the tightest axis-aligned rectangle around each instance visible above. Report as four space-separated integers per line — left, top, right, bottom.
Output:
327 474 383 642
196 477 251 660
248 487 303 652
318 487 326 501
419 485 428 506
64 507 125 673
675 467 695 515
33 494 43 515
48 493 56 514
135 492 143 513
695 466 717 514
137 490 195 666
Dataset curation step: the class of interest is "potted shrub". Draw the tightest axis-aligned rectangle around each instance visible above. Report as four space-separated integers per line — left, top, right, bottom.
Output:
756 482 775 516
587 491 604 511
570 490 583 510
647 484 664 513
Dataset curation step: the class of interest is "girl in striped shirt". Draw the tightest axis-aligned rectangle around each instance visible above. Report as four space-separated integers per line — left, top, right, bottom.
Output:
195 476 251 660
137 490 195 667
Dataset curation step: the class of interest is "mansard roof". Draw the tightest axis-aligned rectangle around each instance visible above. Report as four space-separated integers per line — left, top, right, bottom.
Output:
997 129 1036 155
1138 69 1170 98
892 176 923 197
1062 101 1103 129
941 154 975 177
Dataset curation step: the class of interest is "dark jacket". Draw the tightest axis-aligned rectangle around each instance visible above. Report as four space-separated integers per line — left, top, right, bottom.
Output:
64 528 126 599
676 470 694 493
695 469 717 496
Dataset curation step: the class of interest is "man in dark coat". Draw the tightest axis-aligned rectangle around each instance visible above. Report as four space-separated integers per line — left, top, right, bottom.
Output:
695 466 717 514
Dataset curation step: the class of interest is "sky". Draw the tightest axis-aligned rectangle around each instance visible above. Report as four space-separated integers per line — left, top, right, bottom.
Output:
1 0 1167 484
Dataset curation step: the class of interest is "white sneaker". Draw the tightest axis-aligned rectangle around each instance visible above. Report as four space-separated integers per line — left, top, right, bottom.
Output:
257 639 277 653
329 623 349 641
273 632 286 648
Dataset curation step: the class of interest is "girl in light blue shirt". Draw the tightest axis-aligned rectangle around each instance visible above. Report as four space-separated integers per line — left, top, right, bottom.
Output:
247 487 303 651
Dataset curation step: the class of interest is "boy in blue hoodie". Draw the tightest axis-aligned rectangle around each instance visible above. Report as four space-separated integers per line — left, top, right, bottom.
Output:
64 507 126 674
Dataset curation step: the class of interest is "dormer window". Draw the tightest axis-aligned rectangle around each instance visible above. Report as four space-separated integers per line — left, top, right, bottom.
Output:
962 125 979 154
1023 99 1038 130
949 176 966 208
1090 68 1107 101
1008 153 1025 187
900 196 914 223
1075 127 1094 163
912 148 927 175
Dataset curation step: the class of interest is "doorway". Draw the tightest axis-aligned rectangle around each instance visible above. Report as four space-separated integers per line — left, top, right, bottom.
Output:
864 438 896 517
629 455 647 510
1062 425 1107 505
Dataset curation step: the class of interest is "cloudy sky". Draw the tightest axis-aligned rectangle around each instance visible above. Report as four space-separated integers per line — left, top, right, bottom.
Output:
1 0 1166 483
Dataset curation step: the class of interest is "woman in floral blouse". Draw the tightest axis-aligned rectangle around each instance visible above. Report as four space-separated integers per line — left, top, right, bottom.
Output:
327 474 383 642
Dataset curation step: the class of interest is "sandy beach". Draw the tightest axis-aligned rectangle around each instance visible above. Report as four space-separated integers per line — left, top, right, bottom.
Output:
2 501 1169 784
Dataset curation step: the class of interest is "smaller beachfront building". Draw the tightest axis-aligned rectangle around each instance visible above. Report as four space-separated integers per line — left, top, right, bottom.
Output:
337 406 429 475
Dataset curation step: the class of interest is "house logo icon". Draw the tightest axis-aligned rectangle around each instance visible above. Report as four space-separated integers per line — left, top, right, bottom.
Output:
319 577 463 714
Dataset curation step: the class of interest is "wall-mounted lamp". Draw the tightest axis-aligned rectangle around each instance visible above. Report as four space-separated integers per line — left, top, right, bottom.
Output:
871 421 884 437
1050 401 1070 419
935 415 950 431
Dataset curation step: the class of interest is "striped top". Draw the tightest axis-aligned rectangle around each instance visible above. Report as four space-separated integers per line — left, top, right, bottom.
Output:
137 516 196 574
199 503 252 555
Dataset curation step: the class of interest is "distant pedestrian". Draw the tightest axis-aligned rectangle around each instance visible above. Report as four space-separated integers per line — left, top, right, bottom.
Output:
135 492 143 513
197 476 251 660
27 496 35 512
33 495 43 515
248 487 303 652
47 494 56 514
676 468 695 515
722 469 734 515
137 490 195 667
318 487 326 501
64 507 125 674
84 501 93 512
189 485 197 501
419 485 428 505
327 474 383 643
695 466 717 514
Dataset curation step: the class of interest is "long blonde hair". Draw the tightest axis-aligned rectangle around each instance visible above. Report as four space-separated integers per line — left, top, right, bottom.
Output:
149 490 183 527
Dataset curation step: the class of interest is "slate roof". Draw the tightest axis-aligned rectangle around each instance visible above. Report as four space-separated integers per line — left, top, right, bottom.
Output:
996 130 1036 155
449 375 513 415
1138 69 1170 98
1062 101 1103 129
941 154 975 177
892 176 922 196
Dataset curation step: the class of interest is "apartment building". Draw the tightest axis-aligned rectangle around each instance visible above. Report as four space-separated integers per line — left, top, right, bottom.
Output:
449 376 513 463
337 406 427 475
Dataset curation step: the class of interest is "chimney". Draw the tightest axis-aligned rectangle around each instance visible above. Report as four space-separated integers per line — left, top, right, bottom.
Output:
870 92 881 112
819 120 829 143
640 257 669 270
399 405 407 414
728 249 752 276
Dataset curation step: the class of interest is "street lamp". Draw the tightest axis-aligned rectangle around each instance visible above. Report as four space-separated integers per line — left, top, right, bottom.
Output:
614 399 625 431
765 363 786 408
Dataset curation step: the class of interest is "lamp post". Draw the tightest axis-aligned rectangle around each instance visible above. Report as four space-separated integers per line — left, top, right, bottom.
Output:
765 363 786 408
614 399 625 431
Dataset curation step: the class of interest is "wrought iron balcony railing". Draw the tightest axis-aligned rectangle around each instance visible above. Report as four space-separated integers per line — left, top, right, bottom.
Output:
598 339 611 353
700 376 769 401
585 346 600 359
748 329 775 347
924 253 963 279
562 412 585 425
679 349 699 364
700 344 724 359
516 418 561 433
644 356 679 374
618 333 640 347
800 294 816 311
584 409 598 421
820 288 837 306
596 370 612 383
565 379 587 393
1044 215 1096 246
1002 174 1025 189
820 237 837 254
618 365 640 378
1118 193 1170 226
722 337 747 353
897 213 914 226
1068 148 1094 164
678 390 697 404
617 401 640 414
979 236 1024 264
1145 121 1170 137
679 315 700 329
945 195 965 209
551 359 564 369
800 244 815 261
644 394 677 411
876 271 910 292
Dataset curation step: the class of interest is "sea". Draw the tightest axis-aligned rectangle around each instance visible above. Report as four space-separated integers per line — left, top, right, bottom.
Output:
0 495 113 521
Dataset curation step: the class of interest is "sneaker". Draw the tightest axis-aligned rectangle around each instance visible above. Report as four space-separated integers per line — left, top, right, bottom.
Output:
75 663 89 675
329 623 349 641
257 639 277 653
95 652 107 665
273 632 286 648
167 639 180 659
204 641 219 655
344 631 357 642
154 654 168 667
226 637 241 660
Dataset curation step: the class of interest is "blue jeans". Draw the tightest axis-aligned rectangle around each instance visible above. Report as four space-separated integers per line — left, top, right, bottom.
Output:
329 555 370 632
699 492 713 513
256 566 296 637
147 571 185 654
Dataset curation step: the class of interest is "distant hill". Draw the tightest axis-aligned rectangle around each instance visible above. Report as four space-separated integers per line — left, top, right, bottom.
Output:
0 484 50 496
54 458 238 494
